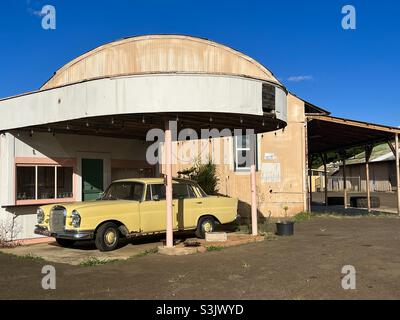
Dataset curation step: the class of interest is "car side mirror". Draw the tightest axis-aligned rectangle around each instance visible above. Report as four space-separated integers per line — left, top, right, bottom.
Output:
153 195 160 201
96 193 104 200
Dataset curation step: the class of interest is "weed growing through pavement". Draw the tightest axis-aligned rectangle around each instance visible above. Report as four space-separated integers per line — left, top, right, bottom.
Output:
79 256 118 267
206 245 224 252
19 253 44 261
135 247 158 257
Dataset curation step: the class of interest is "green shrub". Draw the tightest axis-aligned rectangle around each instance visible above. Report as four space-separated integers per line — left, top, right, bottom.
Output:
294 211 313 222
178 158 219 195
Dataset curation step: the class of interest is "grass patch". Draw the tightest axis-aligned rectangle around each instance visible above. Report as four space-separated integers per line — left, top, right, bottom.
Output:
18 253 44 261
263 232 278 241
294 211 313 222
79 256 118 267
135 247 158 258
206 245 224 252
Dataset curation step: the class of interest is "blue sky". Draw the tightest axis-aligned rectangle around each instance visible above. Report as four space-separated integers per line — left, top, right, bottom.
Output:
1 0 399 125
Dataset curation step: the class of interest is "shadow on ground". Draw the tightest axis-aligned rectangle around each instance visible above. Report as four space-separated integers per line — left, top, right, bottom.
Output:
311 204 397 217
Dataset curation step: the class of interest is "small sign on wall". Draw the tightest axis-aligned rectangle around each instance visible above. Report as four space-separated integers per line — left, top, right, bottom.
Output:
264 152 275 161
261 163 281 183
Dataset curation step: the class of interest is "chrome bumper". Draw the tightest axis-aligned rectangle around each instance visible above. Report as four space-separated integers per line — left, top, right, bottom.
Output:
34 226 94 240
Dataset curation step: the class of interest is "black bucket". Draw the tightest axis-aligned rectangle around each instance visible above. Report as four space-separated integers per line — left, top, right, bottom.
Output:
276 221 294 236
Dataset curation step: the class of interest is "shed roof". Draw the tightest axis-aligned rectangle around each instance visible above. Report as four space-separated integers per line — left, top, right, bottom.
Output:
307 115 400 154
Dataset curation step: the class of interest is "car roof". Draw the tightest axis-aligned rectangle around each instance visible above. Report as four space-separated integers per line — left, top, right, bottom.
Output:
112 177 197 184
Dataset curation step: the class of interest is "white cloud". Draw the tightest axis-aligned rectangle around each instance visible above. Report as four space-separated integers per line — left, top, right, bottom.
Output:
287 75 313 82
27 0 45 17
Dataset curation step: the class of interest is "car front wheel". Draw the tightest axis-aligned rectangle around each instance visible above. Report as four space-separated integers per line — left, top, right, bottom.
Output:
95 222 120 251
195 216 216 239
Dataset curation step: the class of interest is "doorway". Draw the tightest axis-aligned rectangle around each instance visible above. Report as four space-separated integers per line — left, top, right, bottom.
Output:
82 158 104 201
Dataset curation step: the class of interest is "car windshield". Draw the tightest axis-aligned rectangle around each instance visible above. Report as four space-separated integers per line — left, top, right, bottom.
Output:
102 182 144 201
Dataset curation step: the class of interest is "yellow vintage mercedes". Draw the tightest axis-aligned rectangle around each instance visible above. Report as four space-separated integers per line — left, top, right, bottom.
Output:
34 178 238 251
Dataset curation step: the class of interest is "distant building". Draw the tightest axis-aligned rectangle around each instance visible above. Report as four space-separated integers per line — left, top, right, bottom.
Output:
330 143 397 192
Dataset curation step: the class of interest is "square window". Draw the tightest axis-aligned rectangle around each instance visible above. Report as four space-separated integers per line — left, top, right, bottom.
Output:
57 167 73 198
16 167 35 200
38 167 55 199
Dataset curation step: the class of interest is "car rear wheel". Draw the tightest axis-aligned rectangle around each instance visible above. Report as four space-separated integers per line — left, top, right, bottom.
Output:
95 222 120 252
195 216 216 239
55 238 75 248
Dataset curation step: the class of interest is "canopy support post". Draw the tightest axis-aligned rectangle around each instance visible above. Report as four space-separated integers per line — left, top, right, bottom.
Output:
396 134 400 215
250 134 258 236
165 120 174 248
320 153 328 206
251 164 258 236
342 153 347 209
365 145 373 213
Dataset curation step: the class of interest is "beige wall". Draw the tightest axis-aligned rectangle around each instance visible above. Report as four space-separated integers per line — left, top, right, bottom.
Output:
165 94 306 218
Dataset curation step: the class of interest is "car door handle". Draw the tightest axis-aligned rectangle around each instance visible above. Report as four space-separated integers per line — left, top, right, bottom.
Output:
196 201 203 204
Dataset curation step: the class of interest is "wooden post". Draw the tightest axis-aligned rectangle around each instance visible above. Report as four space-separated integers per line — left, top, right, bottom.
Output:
165 120 173 248
250 164 258 236
320 153 328 206
250 133 258 236
343 155 347 209
305 121 310 212
396 134 400 215
309 168 313 206
365 145 373 213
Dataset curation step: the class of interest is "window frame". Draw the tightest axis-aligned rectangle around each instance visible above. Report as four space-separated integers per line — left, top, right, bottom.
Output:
233 134 258 173
101 181 145 201
15 158 76 206
144 183 200 201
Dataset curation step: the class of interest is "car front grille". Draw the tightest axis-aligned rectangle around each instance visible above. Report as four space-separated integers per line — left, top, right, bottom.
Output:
49 206 66 233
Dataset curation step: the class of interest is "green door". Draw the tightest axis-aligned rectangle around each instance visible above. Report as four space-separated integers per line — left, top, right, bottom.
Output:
82 159 104 201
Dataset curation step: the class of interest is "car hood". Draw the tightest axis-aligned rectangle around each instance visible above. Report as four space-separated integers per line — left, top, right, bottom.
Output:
52 200 137 212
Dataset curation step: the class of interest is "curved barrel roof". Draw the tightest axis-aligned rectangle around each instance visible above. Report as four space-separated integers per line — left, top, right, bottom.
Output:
41 34 282 90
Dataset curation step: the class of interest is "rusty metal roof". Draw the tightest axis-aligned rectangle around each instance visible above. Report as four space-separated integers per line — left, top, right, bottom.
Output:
307 115 400 154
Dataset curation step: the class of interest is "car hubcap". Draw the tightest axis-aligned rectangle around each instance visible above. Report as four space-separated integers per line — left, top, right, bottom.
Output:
105 229 117 246
203 221 212 232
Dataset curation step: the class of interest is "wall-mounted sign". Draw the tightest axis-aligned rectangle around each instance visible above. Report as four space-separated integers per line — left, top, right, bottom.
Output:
261 163 281 183
264 152 275 161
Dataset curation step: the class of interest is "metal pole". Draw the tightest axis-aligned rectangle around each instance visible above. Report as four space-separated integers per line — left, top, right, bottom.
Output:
324 155 328 206
309 169 313 207
396 134 400 215
343 157 347 209
304 120 310 212
165 120 174 248
320 153 328 206
365 146 371 213
250 164 258 236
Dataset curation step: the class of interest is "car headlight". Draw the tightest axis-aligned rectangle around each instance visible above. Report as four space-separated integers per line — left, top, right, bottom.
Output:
71 210 81 228
36 208 44 224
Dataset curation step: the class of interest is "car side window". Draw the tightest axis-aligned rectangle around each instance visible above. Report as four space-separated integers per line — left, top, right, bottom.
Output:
151 184 166 200
173 183 197 199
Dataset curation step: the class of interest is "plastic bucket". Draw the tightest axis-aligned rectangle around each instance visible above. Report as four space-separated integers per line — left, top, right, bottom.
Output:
276 221 294 236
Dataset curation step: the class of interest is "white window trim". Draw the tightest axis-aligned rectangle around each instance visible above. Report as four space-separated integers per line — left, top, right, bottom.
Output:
234 135 257 172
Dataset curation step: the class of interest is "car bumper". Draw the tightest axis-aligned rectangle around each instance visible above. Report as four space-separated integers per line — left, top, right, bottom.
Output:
34 226 94 240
